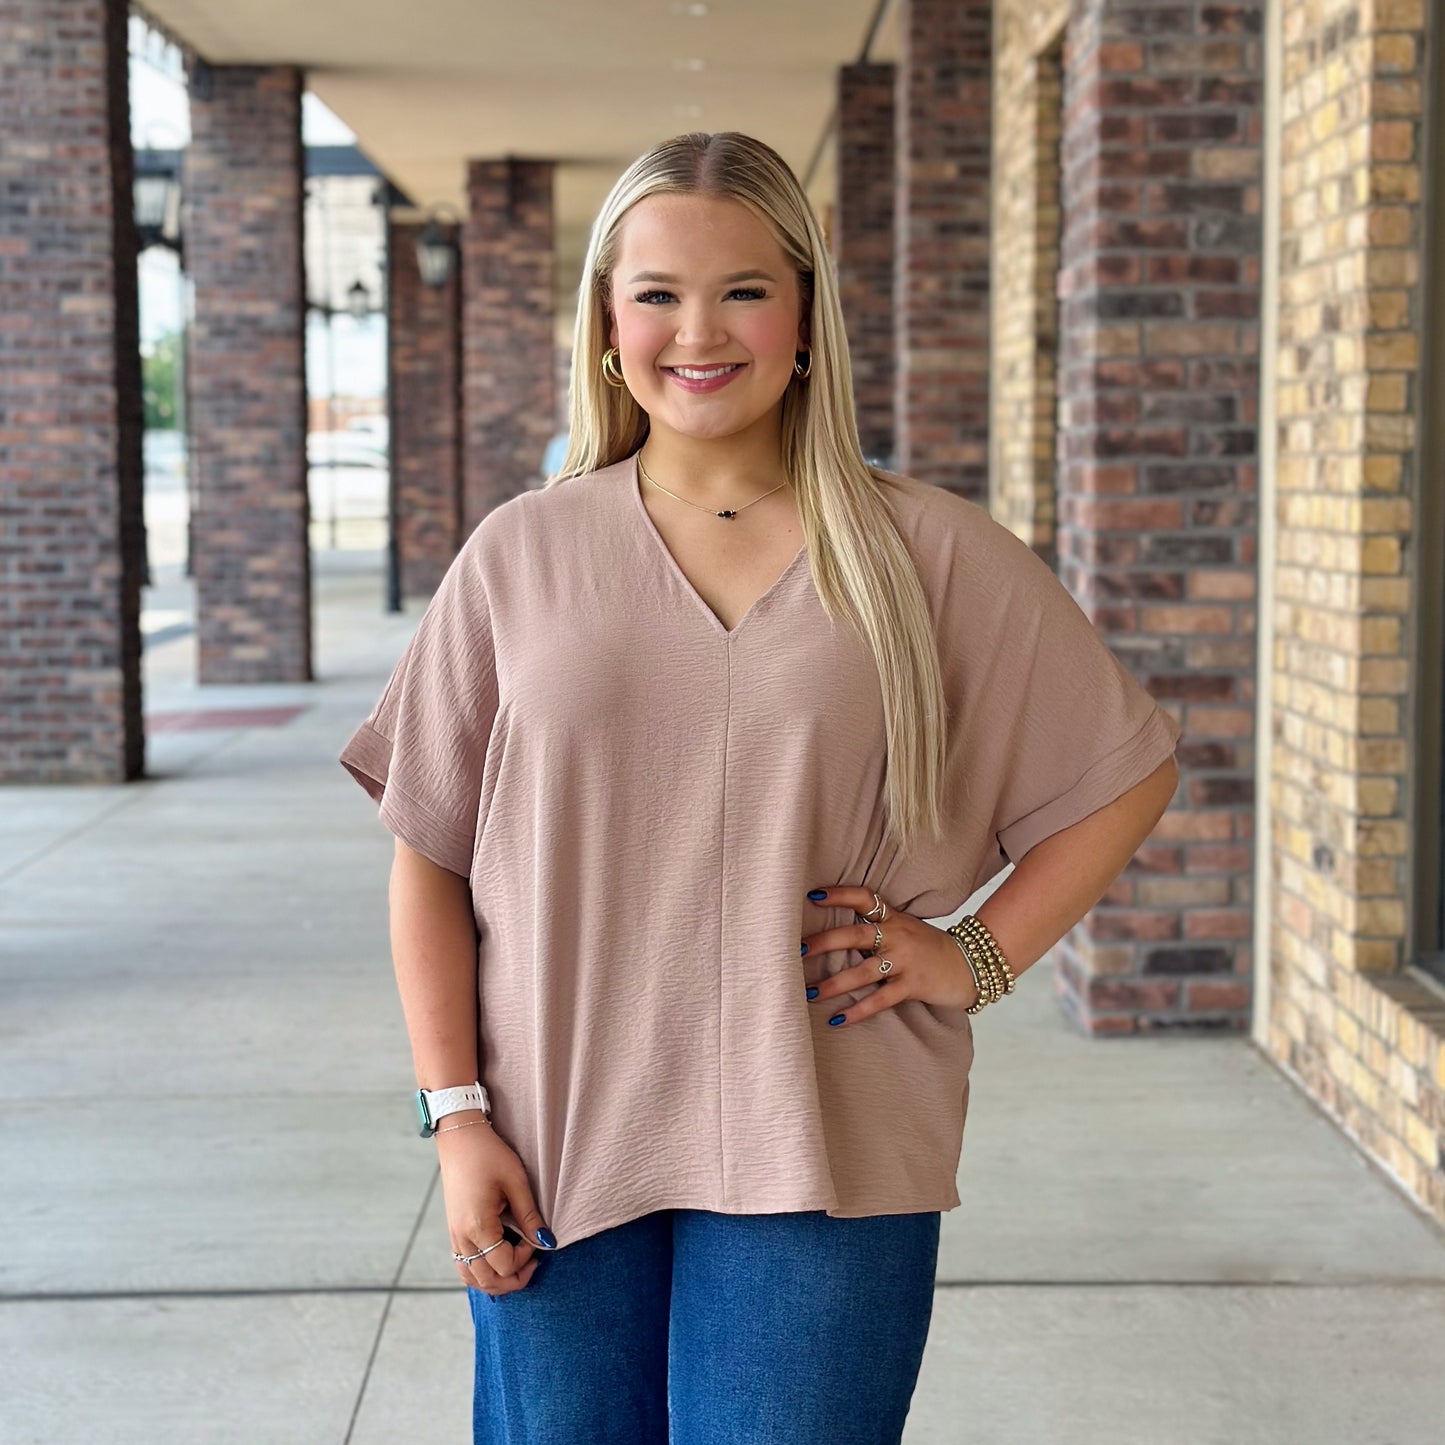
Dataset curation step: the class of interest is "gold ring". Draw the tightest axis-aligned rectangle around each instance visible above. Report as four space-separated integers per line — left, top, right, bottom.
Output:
877 958 894 975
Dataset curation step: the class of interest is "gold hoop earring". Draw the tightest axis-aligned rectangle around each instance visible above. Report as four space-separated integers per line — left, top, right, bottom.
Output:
601 346 627 388
793 350 811 379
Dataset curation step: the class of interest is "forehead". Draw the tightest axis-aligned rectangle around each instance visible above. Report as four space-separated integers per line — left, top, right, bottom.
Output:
615 193 785 271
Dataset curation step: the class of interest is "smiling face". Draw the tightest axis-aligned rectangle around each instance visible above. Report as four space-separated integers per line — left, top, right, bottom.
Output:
606 191 808 445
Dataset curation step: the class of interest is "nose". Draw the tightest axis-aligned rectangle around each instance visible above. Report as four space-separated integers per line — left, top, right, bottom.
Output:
673 300 729 351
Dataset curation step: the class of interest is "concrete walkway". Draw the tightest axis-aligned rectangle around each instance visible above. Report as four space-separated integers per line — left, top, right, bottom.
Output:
2 545 1443 1444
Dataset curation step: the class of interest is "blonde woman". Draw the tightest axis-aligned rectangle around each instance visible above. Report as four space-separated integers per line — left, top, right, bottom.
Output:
340 131 1181 1444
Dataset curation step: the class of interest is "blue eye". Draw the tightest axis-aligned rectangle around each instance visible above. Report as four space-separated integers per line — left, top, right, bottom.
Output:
633 287 767 304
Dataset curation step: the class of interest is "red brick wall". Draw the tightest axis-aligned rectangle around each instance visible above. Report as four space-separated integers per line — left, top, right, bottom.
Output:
184 65 311 683
461 160 556 528
389 218 462 596
894 0 992 499
1050 0 1263 1032
0 0 145 782
836 61 897 467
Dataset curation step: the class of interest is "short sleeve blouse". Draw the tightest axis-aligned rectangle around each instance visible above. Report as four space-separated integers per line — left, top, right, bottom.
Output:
338 450 1182 1248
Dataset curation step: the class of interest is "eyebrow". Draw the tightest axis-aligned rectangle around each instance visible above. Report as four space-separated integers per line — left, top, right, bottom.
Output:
625 269 778 284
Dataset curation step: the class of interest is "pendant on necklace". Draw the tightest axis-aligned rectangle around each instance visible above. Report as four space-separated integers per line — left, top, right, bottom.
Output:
717 510 737 520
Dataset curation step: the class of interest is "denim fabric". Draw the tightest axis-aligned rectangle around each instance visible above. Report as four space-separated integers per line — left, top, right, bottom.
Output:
466 1207 941 1444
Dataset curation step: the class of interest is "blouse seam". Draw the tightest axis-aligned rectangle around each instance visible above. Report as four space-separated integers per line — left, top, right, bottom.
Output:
718 646 732 1208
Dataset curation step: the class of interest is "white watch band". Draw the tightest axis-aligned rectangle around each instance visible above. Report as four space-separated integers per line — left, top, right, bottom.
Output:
422 1082 491 1123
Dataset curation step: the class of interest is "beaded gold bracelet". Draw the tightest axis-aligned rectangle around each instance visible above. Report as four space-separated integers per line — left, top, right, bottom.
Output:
946 914 1016 1015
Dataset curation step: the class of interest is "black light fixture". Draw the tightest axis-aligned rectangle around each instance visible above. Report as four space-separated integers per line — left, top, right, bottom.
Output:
415 204 461 289
346 278 373 321
134 125 184 258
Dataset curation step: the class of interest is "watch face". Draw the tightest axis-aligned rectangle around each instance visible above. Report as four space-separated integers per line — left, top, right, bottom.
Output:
415 1090 433 1136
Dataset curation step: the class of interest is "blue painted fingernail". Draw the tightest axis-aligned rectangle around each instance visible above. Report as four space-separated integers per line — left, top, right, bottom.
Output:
808 889 828 901
828 1014 846 1027
535 1227 556 1249
800 942 808 956
806 986 819 1000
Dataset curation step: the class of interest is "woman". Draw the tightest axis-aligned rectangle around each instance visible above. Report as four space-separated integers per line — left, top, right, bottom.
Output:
339 131 1181 1444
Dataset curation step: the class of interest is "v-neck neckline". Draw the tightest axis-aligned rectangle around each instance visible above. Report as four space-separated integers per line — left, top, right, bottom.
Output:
628 450 808 640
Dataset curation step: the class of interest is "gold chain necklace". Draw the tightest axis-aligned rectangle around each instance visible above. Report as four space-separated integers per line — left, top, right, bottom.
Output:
637 451 788 521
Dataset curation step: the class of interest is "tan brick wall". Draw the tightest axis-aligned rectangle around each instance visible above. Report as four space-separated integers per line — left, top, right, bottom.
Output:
991 0 1070 553
1270 0 1445 1222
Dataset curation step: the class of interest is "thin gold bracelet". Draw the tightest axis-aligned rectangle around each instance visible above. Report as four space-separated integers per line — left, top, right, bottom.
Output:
433 1117 492 1135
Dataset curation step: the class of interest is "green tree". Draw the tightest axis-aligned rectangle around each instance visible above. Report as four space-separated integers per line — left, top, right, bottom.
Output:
143 330 183 430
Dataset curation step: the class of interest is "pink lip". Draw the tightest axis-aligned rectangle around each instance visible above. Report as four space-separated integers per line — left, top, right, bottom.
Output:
661 362 748 394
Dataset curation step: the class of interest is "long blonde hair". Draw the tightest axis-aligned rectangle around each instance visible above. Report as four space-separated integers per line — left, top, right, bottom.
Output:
549 131 949 854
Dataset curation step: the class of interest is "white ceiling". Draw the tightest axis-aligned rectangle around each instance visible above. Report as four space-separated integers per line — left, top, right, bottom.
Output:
137 0 904 333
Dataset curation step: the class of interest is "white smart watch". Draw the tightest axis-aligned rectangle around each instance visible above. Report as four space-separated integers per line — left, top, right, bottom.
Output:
415 1081 491 1137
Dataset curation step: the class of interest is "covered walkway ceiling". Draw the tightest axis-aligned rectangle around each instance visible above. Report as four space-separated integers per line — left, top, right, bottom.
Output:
137 0 903 311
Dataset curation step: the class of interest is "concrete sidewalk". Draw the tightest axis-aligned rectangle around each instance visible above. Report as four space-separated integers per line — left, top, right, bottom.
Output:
2 547 1443 1444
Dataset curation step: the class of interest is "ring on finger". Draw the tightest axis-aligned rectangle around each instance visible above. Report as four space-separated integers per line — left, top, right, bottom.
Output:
876 956 894 975
454 1237 508 1265
861 892 889 924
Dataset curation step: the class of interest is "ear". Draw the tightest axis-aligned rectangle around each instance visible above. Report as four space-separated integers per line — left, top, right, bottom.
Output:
607 312 619 350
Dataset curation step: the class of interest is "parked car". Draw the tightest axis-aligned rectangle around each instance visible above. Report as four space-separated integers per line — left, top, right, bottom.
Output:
307 431 387 469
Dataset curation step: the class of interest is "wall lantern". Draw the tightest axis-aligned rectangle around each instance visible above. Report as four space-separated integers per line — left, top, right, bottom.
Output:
415 204 461 290
346 278 374 321
134 124 185 258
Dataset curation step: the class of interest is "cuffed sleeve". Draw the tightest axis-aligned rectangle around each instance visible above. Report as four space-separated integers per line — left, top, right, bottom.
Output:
338 530 499 878
926 492 1182 874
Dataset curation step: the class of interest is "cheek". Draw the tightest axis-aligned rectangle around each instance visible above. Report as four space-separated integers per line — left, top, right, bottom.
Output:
734 307 799 361
616 309 673 360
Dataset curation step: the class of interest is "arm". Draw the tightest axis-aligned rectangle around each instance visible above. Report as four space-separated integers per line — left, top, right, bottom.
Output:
389 836 552 1290
971 754 1180 984
389 837 486 1116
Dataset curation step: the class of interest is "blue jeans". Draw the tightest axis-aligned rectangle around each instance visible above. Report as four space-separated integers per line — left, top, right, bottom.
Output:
466 1207 941 1444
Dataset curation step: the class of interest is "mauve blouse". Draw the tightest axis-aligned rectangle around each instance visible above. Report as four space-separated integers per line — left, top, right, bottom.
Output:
338 449 1182 1249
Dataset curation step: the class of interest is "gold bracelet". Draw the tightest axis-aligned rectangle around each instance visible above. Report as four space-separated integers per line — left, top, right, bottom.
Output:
956 915 1016 997
947 930 984 997
433 1117 491 1135
947 927 999 1013
954 914 1016 998
946 914 1016 1013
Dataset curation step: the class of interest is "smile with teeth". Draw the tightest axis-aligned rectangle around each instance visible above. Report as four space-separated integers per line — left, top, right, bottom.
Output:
666 363 745 379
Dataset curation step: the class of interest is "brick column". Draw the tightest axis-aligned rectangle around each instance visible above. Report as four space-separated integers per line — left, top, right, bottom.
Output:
1050 1 1264 1033
461 160 556 528
388 217 461 596
184 65 310 683
0 0 144 782
894 0 992 499
836 61 897 468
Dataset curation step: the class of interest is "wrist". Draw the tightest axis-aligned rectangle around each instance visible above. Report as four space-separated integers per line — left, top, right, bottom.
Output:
415 1081 491 1136
431 1111 492 1141
432 1108 488 1127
